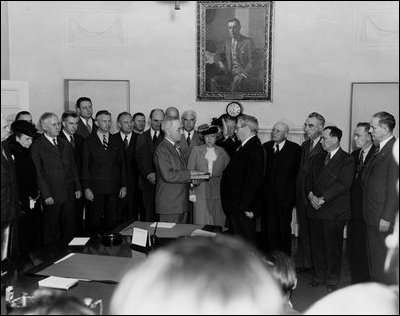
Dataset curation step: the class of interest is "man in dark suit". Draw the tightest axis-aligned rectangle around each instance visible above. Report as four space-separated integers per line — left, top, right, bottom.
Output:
82 110 127 234
349 122 375 284
179 110 204 162
75 97 97 139
1 114 21 260
262 122 301 255
112 112 139 221
31 113 81 245
60 111 86 235
135 109 164 222
215 114 241 158
221 114 264 245
295 112 325 273
306 126 355 292
362 111 398 284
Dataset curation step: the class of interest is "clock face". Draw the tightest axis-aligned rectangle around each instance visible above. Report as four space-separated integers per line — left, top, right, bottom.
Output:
226 102 242 117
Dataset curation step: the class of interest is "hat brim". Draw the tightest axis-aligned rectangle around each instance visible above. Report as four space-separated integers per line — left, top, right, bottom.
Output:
200 126 219 136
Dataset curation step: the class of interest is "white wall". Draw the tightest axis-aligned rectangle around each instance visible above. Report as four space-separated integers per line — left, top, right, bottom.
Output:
7 1 399 150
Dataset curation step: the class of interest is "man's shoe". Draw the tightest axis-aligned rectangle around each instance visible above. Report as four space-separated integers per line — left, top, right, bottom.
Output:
307 280 323 288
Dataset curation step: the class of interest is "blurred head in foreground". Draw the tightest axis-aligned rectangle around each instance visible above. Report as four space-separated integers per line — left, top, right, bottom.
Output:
111 235 282 315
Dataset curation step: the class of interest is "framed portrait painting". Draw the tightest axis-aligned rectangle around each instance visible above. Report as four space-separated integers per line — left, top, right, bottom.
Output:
197 1 273 101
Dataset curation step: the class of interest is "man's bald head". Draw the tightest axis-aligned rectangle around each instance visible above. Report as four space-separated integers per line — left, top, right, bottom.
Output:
271 122 289 144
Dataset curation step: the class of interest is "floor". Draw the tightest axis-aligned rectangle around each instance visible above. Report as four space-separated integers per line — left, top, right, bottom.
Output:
290 236 351 313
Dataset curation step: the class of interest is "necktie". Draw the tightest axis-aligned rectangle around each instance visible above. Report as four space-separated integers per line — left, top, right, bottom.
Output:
373 144 380 156
274 143 280 154
356 150 364 176
324 152 331 166
86 120 92 133
103 134 108 151
1 145 8 161
70 135 75 149
187 132 191 146
309 141 314 152
174 143 182 156
124 135 129 149
53 138 58 147
152 131 158 145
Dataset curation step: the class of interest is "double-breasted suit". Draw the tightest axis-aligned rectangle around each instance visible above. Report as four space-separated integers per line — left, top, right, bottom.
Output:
362 136 398 283
135 129 164 222
295 138 324 269
31 135 81 244
154 138 191 223
348 145 375 283
82 133 127 233
111 132 139 220
306 148 355 286
221 136 264 244
76 117 97 139
262 140 301 255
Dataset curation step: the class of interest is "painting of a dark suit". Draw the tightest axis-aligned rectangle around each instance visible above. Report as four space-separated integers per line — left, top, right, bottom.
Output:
1 141 21 258
111 132 139 221
362 137 398 284
82 133 127 233
31 135 81 245
348 145 375 283
221 136 264 244
135 130 164 222
59 130 86 235
295 139 324 270
262 140 301 255
76 117 97 139
154 139 191 223
306 149 355 286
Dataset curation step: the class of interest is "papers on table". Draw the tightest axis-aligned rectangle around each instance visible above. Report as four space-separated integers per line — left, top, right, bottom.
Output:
150 222 176 228
132 227 148 247
38 276 79 290
54 253 75 264
68 237 90 246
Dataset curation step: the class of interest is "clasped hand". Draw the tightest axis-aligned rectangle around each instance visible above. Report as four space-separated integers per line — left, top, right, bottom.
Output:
308 191 325 210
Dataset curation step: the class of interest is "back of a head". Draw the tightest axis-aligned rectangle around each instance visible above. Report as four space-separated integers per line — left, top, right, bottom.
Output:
111 235 282 315
18 290 94 315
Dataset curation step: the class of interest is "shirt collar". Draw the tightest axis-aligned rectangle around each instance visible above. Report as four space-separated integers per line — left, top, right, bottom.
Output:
312 136 321 148
184 130 194 138
379 135 394 152
165 137 176 146
275 139 286 151
97 130 109 142
120 131 132 141
62 129 73 140
44 133 57 145
329 146 340 159
241 135 256 147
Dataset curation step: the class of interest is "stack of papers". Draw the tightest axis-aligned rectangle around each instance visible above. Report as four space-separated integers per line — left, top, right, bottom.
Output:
150 222 176 228
190 229 217 238
68 238 90 246
38 276 79 290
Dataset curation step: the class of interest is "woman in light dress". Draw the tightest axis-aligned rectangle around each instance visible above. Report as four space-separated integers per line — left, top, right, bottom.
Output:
188 125 230 226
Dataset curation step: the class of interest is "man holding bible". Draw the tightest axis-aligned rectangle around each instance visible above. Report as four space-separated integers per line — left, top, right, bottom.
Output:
154 117 206 224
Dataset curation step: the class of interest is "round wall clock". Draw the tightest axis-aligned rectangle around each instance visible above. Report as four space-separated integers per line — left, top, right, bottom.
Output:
226 101 243 118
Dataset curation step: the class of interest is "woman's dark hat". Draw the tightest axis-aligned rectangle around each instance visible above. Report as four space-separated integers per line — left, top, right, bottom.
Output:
11 120 37 137
199 124 219 136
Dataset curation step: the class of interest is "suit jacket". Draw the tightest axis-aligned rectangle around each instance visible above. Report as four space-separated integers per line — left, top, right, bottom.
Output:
81 133 127 195
30 135 81 204
306 148 355 220
221 136 264 215
216 135 241 158
76 117 97 139
59 131 84 176
187 145 230 199
350 146 375 220
111 132 138 191
296 138 324 206
362 137 398 227
215 34 257 76
135 129 164 190
179 131 204 162
263 140 301 207
154 138 191 215
1 141 21 224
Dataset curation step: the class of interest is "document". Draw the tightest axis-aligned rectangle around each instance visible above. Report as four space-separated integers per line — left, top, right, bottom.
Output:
38 276 79 290
150 222 176 229
190 172 210 180
190 229 217 238
68 237 90 246
132 227 148 247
